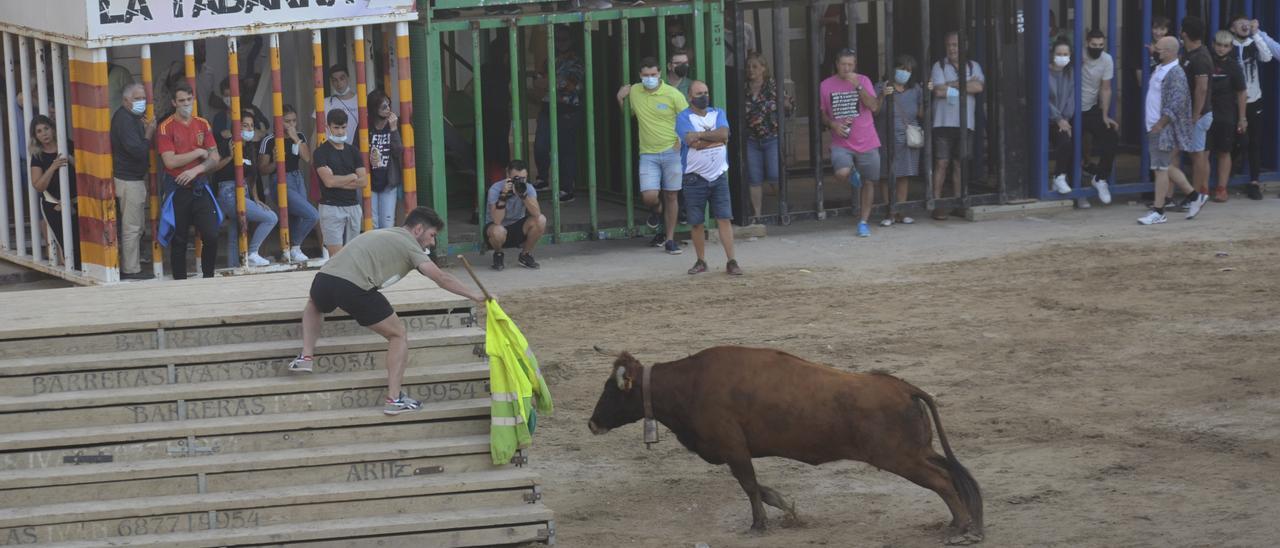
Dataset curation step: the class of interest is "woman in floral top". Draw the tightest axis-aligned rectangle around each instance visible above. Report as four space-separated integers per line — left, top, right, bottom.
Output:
744 52 794 221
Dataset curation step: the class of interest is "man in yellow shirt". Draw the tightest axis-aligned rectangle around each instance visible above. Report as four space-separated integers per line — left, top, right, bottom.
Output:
617 57 689 254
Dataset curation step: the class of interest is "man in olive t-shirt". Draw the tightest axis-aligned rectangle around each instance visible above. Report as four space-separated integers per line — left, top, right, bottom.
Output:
287 207 486 416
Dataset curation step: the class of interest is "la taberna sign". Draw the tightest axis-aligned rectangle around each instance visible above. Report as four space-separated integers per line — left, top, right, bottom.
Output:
89 0 416 44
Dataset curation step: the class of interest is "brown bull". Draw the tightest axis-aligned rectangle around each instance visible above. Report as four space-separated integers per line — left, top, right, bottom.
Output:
587 346 984 545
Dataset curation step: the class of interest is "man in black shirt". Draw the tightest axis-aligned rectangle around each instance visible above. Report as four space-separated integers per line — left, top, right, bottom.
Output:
1208 31 1247 203
1180 17 1213 198
314 108 366 257
110 83 155 279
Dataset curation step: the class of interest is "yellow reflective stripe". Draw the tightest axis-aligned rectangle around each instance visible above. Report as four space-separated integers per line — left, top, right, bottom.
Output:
490 392 519 402
492 416 524 426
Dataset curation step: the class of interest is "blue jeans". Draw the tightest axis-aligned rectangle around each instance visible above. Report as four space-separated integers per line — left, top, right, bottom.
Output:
265 170 319 247
217 181 279 267
683 172 732 226
638 148 683 192
371 186 398 229
745 136 779 187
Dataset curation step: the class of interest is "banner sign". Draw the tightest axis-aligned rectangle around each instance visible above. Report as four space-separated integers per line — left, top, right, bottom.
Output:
90 0 415 42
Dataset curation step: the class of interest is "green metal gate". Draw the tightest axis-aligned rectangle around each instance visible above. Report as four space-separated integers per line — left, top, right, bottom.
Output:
409 1 727 255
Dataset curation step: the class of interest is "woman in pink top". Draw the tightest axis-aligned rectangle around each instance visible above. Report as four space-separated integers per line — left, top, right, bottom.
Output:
820 48 881 237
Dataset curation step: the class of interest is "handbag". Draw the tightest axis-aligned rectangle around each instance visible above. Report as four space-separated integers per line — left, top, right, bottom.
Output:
906 123 925 149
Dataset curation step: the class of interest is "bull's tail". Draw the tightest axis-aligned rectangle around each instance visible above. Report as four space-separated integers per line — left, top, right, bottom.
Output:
912 390 984 530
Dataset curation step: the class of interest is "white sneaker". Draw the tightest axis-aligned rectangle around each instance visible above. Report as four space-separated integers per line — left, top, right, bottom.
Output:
246 253 270 267
1186 194 1209 220
879 218 894 227
1137 210 1167 225
1092 178 1112 204
288 246 310 263
1052 174 1072 194
1076 197 1091 209
899 216 915 225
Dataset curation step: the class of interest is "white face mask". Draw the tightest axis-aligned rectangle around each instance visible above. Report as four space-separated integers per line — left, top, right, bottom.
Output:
1053 55 1071 68
241 130 255 142
333 85 349 97
178 104 193 117
329 133 346 145
641 76 661 90
130 99 146 115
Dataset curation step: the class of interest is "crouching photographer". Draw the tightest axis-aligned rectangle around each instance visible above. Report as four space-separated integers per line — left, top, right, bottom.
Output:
485 159 547 271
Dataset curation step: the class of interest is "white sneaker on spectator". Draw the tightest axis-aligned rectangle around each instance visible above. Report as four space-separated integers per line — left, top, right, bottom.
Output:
1076 197 1091 209
1137 210 1167 225
879 218 893 227
589 0 614 7
288 246 310 263
247 253 270 267
1092 178 1112 204
1052 174 1072 194
1186 194 1209 219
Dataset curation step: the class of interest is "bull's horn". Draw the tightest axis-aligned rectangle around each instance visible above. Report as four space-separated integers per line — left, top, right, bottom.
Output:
593 345 621 357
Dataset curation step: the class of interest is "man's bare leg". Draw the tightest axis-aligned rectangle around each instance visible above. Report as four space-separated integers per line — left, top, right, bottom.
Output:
301 299 323 357
367 313 408 398
717 218 735 261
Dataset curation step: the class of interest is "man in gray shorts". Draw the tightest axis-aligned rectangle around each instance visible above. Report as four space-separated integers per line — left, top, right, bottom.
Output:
820 48 882 238
313 108 366 257
1139 36 1206 225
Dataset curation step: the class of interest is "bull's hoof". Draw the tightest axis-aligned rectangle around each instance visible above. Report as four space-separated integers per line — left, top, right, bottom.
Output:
748 521 768 534
945 530 984 545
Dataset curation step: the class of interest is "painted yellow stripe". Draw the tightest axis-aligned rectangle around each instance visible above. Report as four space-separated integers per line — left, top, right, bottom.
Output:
79 241 119 269
402 126 415 148
71 106 112 133
403 167 417 193
398 79 413 98
75 150 114 179
397 35 410 51
69 60 108 87
75 194 117 213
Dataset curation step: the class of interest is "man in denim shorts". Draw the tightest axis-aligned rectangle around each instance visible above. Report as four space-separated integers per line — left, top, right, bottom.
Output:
676 81 742 275
617 57 689 254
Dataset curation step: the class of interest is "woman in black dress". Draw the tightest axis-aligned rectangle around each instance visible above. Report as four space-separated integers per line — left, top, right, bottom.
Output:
28 114 80 269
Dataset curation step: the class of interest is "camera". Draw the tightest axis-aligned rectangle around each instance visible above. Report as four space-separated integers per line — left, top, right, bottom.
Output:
511 176 529 196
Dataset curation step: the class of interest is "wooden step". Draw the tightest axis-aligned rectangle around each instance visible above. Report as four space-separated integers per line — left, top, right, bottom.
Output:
0 470 543 544
0 364 490 435
0 397 490 462
30 505 554 547
0 326 484 380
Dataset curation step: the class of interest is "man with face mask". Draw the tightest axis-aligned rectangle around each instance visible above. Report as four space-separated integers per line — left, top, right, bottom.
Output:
323 65 359 136
111 82 156 279
157 82 223 279
1076 29 1119 207
677 81 741 276
667 49 692 97
1228 15 1273 200
1139 36 1203 225
313 109 367 257
617 58 689 254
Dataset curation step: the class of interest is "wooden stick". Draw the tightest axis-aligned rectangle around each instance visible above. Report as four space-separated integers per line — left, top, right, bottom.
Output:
457 255 493 302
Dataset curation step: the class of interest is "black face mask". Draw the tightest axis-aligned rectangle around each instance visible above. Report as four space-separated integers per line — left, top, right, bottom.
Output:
1151 50 1161 63
673 63 689 78
1087 47 1104 59
690 95 710 109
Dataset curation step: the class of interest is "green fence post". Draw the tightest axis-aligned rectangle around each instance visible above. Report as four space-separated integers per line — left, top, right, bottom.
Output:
472 28 486 241
691 0 706 81
409 21 435 222
509 24 524 163
426 29 449 250
621 18 635 231
657 15 667 82
709 1 726 113
546 24 561 242
584 20 599 235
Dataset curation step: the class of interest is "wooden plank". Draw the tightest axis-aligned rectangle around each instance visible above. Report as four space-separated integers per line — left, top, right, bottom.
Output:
20 490 533 543
0 361 488 413
26 505 554 548
0 310 476 360
0 379 489 434
0 328 483 378
0 469 540 528
0 272 474 341
0 419 490 472
1 344 481 398
0 399 490 452
0 436 492 490
7 453 501 508
283 523 549 548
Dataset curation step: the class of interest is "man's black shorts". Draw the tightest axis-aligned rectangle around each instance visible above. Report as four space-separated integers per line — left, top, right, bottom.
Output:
1207 120 1237 154
484 215 530 249
309 272 394 327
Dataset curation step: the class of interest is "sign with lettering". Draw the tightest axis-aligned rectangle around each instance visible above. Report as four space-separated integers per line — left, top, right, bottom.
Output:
87 0 415 46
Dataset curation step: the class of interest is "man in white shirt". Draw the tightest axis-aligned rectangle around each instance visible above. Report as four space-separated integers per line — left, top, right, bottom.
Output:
930 31 984 220
1139 37 1203 225
676 81 742 276
1078 29 1119 206
324 64 359 133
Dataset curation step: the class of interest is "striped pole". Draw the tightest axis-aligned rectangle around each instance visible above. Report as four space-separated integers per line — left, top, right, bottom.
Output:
20 37 43 262
229 37 248 267
50 42 74 271
140 44 163 278
67 46 118 281
270 33 291 252
3 33 25 257
184 40 202 269
354 25 372 232
396 22 416 211
312 30 325 205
